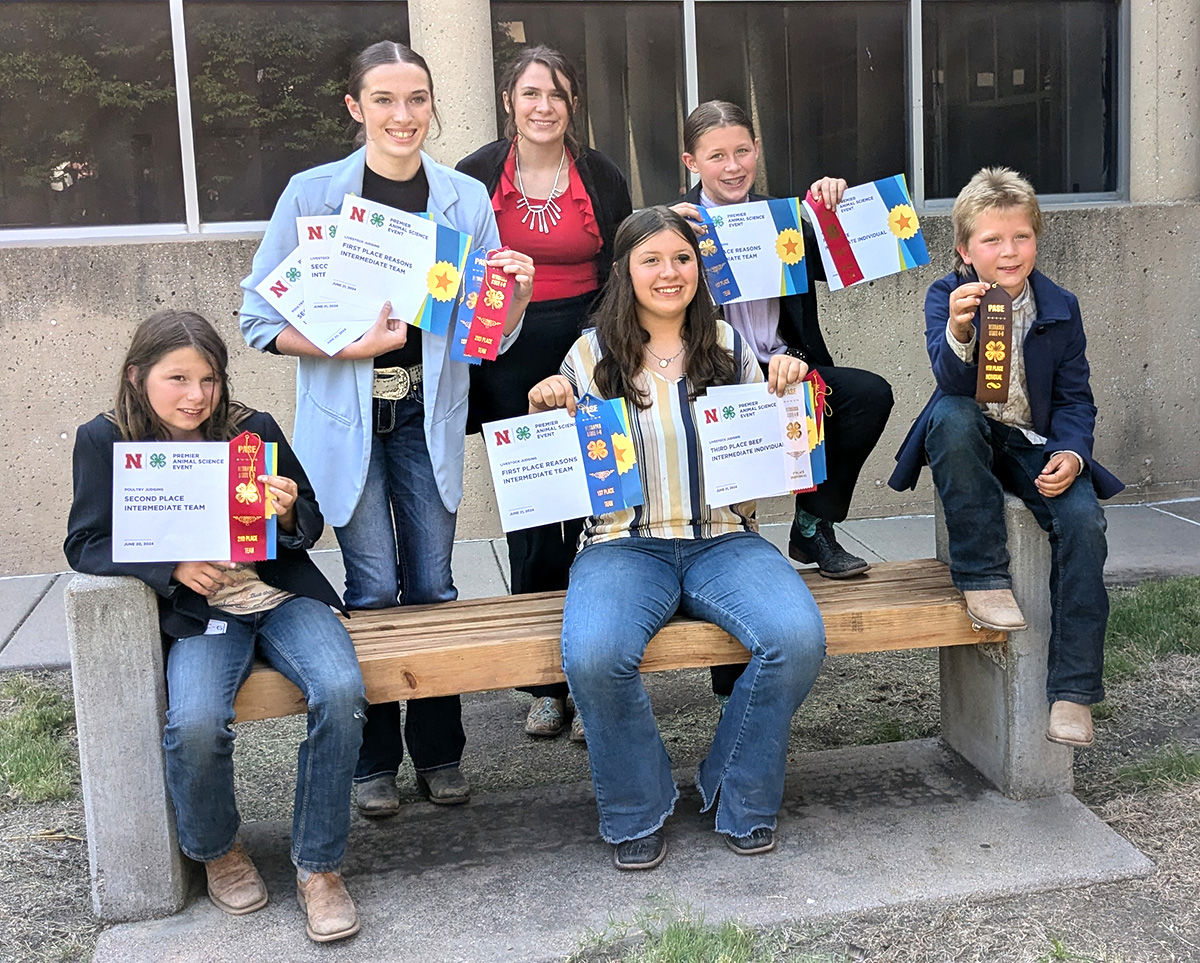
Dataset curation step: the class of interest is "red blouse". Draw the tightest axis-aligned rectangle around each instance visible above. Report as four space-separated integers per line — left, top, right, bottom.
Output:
492 146 603 302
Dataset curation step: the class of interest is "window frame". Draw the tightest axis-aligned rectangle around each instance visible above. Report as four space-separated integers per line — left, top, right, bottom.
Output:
0 0 1129 242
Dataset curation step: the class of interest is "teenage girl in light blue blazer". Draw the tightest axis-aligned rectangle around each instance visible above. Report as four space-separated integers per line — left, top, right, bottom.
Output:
239 41 533 816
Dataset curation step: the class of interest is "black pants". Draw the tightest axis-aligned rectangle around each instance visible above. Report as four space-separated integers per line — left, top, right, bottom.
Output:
471 291 598 701
711 363 894 696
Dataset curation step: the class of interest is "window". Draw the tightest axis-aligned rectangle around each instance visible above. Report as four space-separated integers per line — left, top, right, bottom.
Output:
0 2 183 228
696 2 908 198
491 2 687 208
923 1 1120 197
184 2 410 221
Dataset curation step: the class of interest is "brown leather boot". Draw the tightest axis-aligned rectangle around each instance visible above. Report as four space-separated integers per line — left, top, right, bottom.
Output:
297 871 360 942
963 588 1028 631
1047 700 1094 747
205 842 268 915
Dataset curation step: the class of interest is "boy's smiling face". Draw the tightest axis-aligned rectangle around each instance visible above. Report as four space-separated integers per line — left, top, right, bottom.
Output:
957 207 1038 299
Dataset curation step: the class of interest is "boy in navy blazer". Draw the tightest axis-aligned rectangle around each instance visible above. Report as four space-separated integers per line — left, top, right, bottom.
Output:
890 167 1122 748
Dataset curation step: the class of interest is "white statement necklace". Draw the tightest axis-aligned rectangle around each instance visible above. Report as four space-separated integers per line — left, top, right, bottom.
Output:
514 147 567 234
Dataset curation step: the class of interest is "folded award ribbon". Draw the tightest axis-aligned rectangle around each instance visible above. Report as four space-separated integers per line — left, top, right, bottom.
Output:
466 248 510 361
573 393 642 515
804 189 865 287
227 431 277 562
450 248 487 365
693 209 742 303
766 197 810 296
411 215 468 338
975 283 1013 403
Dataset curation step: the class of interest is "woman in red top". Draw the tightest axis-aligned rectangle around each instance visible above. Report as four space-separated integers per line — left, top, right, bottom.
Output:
458 46 632 739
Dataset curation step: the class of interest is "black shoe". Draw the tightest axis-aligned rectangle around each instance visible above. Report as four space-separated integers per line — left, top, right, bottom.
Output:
613 831 667 871
724 827 776 855
788 519 870 579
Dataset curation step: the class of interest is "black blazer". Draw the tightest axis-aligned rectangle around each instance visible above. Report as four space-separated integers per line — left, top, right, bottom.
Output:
64 410 345 640
457 138 633 289
680 183 835 369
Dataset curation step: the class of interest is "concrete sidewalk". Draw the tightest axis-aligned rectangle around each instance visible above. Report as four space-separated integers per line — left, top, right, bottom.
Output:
4 499 1198 672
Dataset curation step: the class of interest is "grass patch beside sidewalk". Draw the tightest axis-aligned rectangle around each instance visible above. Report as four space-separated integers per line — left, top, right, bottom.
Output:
0 674 78 804
1104 577 1200 682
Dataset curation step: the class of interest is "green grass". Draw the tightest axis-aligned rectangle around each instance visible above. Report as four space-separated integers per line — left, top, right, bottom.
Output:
0 674 78 803
1117 742 1200 788
1104 576 1200 682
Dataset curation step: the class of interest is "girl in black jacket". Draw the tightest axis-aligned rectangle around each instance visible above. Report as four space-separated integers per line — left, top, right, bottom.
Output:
65 309 365 943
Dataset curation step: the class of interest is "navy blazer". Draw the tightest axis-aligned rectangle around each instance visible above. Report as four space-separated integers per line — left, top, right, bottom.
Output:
679 183 835 368
889 269 1123 498
64 410 345 640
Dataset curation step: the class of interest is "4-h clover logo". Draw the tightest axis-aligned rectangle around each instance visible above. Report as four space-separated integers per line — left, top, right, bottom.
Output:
329 225 337 237
235 482 260 504
586 439 609 461
370 212 385 227
785 421 803 441
698 238 717 257
984 340 1006 362
149 452 167 468
483 288 505 310
722 405 736 420
713 215 724 228
515 426 531 441
285 268 301 282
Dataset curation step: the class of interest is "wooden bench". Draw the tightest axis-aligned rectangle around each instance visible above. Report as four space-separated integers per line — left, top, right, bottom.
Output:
233 559 1003 722
65 496 1073 922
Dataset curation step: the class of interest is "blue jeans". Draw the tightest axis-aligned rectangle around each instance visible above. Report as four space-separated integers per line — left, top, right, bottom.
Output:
334 393 464 780
561 532 826 843
162 596 366 872
924 394 1109 705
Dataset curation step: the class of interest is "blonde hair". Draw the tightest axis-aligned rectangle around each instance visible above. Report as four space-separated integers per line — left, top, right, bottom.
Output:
951 167 1043 274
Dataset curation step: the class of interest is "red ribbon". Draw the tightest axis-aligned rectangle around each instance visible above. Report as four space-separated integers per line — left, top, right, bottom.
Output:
466 248 510 361
227 431 269 562
805 190 864 287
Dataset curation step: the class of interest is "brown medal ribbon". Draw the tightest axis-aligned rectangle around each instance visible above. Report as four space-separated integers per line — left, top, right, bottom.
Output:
975 284 1013 403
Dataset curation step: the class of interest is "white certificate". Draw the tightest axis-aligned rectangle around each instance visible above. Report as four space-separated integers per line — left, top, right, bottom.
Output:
326 193 469 325
112 443 234 562
695 383 811 507
482 411 594 532
696 197 809 305
296 216 376 352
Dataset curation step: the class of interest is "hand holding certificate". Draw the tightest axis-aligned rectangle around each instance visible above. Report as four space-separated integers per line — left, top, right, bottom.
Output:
112 431 280 563
802 174 930 290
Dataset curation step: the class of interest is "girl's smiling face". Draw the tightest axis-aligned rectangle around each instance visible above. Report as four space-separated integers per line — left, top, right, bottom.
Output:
505 62 575 148
346 61 434 178
628 228 699 324
138 346 220 441
683 124 760 206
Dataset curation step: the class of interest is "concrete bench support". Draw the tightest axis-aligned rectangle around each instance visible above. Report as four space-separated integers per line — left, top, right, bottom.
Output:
937 493 1075 799
65 575 186 921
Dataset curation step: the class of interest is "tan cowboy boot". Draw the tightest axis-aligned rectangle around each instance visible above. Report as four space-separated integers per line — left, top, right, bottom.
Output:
963 588 1028 631
297 870 360 943
1047 700 1094 747
205 841 268 915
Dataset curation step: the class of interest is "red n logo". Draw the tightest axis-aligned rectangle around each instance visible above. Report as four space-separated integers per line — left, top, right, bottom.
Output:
125 453 142 469
704 409 718 424
494 430 511 446
350 206 365 223
269 280 288 298
307 225 323 241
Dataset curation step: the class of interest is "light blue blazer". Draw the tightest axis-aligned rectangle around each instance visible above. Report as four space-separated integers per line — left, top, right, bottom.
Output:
239 147 517 526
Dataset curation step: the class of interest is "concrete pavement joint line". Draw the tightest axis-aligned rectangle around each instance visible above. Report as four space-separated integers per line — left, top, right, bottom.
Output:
488 539 511 594
1148 504 1200 528
0 574 58 654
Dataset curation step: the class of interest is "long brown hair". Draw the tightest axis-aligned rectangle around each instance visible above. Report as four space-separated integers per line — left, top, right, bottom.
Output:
346 40 442 145
498 45 582 158
592 207 737 409
114 310 249 442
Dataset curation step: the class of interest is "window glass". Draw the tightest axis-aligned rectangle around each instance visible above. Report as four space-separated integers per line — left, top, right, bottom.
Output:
923 1 1119 197
0 2 183 228
696 2 908 198
491 2 686 208
184 2 409 221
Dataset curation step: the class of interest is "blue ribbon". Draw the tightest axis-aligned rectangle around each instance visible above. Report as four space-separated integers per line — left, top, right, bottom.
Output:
694 208 742 305
766 197 809 296
417 222 466 337
574 394 643 515
873 175 930 269
449 248 486 365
